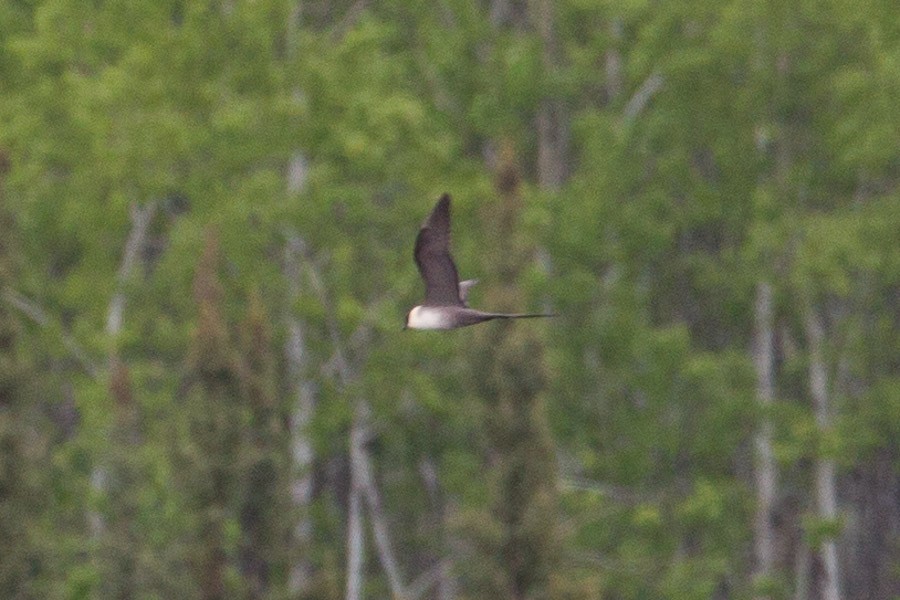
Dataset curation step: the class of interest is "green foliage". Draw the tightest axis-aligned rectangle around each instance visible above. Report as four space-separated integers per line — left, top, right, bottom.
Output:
0 0 898 598
0 175 48 600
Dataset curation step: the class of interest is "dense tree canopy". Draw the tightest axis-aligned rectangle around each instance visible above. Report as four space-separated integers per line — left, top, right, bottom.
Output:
1 1 898 599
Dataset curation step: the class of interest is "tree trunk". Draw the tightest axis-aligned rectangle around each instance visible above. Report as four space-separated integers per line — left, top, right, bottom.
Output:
471 142 559 600
345 408 366 600
359 419 406 597
605 19 624 102
297 246 408 599
420 456 457 600
752 281 777 595
284 2 316 592
805 306 841 600
534 0 568 190
92 200 158 540
283 235 318 593
106 201 157 338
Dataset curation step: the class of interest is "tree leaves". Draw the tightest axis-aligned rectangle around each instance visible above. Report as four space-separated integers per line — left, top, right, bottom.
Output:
1 1 898 598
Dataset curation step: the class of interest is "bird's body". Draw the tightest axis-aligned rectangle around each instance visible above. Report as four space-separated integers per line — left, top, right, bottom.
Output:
407 305 554 330
404 194 554 330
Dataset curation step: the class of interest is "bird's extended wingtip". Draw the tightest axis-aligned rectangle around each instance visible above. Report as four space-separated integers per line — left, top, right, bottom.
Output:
423 193 452 230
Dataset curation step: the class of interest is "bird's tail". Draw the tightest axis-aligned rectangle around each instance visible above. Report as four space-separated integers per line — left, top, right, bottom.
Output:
495 312 557 320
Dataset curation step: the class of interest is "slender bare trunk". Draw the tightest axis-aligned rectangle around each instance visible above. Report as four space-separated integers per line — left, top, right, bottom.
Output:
345 407 366 600
420 457 457 600
436 560 455 600
283 235 317 592
489 0 512 27
91 201 157 538
107 201 157 338
358 415 406 596
805 306 841 600
345 395 408 599
752 282 777 594
793 539 810 600
296 246 409 599
605 19 623 101
534 0 568 190
301 256 369 600
344 398 408 599
285 3 316 591
347 398 408 598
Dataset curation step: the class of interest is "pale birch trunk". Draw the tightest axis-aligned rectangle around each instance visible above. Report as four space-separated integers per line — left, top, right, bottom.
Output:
419 457 457 600
534 0 568 190
345 398 409 599
752 281 777 594
106 202 157 339
805 306 841 600
297 247 408 599
345 410 366 600
358 414 406 596
605 19 623 101
622 72 664 124
91 201 157 537
284 3 317 591
294 243 370 600
793 539 810 600
283 235 317 593
345 390 407 600
489 0 512 27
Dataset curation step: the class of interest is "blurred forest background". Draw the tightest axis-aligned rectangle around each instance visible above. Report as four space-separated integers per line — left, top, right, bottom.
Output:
1 1 899 599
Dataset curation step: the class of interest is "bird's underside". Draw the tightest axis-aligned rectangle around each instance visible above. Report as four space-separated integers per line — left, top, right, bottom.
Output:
407 304 555 330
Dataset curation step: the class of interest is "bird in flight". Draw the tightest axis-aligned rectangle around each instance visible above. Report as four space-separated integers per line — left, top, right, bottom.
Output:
404 193 555 330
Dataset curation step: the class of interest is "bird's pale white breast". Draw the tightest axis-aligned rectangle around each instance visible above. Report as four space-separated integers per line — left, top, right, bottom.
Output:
407 305 452 330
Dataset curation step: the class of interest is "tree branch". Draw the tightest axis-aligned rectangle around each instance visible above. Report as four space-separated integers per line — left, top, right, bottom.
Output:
332 0 370 41
407 560 452 600
3 288 100 379
622 72 664 124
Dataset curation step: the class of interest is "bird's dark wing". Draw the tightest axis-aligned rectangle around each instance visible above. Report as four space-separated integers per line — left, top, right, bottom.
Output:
414 194 463 306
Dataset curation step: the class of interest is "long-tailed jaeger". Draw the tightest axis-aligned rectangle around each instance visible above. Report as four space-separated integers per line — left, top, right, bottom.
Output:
404 193 555 330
